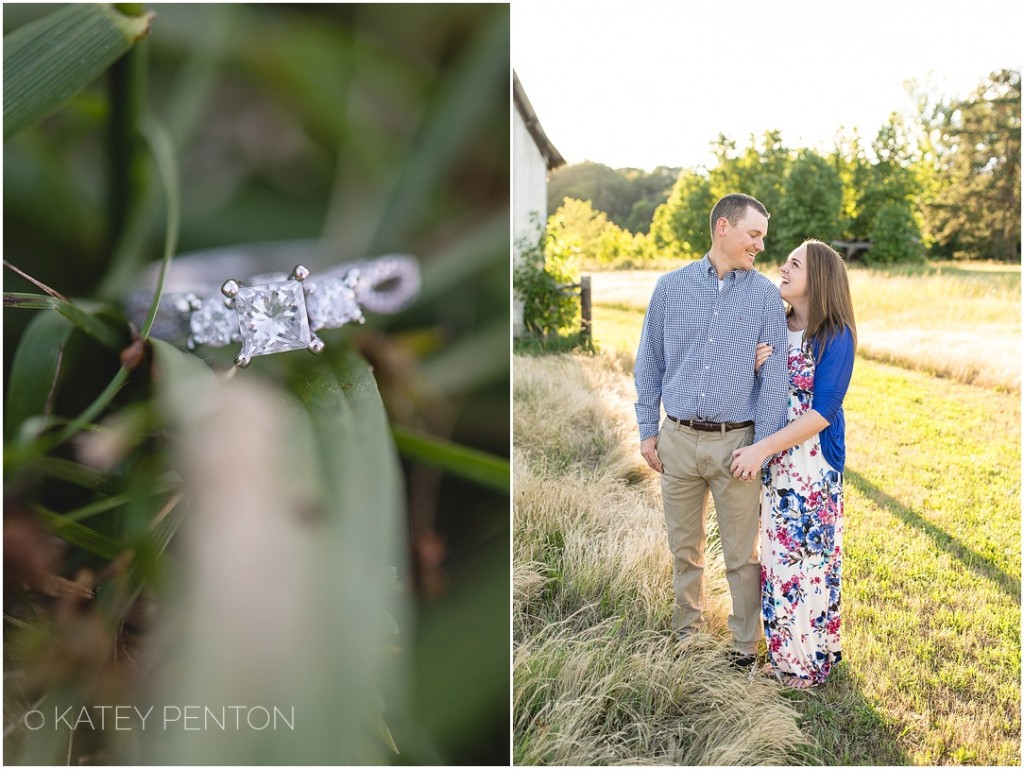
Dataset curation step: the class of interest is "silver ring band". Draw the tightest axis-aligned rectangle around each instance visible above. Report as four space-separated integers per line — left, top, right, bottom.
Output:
125 241 419 367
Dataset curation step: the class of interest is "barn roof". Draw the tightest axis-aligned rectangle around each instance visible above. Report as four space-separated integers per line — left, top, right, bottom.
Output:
513 70 566 171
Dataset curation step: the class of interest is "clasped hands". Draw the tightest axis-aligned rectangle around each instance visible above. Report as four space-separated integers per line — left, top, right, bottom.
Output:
730 443 767 482
732 341 773 481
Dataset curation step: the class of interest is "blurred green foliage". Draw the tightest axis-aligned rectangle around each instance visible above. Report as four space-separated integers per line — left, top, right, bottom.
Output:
3 3 510 765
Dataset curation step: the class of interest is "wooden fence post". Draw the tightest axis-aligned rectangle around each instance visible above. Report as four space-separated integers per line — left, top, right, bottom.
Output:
580 274 592 342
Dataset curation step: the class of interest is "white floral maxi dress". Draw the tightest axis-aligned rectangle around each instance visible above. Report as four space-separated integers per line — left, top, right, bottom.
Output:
760 329 843 688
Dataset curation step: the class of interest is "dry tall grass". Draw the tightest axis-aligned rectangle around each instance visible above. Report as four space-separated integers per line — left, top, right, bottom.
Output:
513 354 813 765
845 267 1020 391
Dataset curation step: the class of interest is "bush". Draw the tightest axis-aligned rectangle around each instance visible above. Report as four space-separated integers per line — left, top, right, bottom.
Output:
514 232 580 338
866 201 926 265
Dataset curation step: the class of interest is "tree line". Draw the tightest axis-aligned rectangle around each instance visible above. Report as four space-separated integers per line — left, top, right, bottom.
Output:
543 68 1020 267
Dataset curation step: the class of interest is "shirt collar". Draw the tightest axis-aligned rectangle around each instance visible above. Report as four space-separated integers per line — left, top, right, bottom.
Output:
701 253 752 283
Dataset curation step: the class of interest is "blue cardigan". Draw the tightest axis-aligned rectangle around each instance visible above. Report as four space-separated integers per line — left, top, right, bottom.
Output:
808 326 855 472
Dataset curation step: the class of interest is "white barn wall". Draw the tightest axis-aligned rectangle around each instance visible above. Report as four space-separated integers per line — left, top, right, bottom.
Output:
512 105 549 336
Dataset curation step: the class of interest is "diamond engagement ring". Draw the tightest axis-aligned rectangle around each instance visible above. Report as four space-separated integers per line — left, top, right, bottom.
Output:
125 242 420 367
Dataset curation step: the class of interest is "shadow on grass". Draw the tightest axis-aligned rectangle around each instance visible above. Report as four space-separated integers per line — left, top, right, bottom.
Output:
783 661 910 766
846 468 1021 599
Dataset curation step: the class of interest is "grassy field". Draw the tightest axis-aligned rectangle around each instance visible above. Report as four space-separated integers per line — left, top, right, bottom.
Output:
591 262 1021 392
513 263 1020 765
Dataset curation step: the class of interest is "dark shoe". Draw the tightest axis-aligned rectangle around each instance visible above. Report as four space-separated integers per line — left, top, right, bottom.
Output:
728 651 757 670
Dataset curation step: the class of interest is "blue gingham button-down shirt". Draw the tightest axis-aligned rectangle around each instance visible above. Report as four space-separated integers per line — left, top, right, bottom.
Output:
634 255 789 443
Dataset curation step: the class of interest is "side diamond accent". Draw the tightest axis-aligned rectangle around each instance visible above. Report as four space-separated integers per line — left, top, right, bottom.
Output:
189 295 240 347
304 275 364 331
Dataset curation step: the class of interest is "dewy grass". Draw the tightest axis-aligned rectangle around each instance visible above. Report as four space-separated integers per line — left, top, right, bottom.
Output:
517 266 1021 765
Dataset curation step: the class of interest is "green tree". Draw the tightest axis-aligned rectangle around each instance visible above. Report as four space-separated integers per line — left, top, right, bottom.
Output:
513 226 579 337
649 169 714 260
927 69 1021 260
626 198 658 234
621 165 680 233
830 128 869 240
710 129 791 241
548 162 680 234
904 78 951 251
774 149 845 259
867 201 925 265
547 161 634 227
547 197 624 265
853 112 921 241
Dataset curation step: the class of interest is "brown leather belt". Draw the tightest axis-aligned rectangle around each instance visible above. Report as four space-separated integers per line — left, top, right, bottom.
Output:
667 416 754 433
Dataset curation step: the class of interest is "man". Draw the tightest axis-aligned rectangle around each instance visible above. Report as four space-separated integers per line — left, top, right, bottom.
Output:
634 192 788 667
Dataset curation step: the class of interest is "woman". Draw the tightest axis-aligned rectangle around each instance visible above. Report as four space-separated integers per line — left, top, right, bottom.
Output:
729 239 856 689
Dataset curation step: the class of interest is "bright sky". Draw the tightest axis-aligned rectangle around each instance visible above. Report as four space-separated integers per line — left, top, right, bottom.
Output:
512 0 1023 171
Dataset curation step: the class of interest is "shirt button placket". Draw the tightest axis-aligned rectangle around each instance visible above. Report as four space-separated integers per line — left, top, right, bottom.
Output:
698 290 724 419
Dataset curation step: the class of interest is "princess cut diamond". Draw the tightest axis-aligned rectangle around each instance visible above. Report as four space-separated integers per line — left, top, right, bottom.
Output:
233 278 313 362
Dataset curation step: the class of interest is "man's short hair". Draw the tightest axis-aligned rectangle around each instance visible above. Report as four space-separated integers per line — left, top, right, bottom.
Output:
709 193 770 237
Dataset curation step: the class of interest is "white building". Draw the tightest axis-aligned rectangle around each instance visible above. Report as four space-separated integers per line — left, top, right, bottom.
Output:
512 71 565 337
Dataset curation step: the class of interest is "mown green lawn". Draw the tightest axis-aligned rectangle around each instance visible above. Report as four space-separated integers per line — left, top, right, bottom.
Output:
838 358 1020 765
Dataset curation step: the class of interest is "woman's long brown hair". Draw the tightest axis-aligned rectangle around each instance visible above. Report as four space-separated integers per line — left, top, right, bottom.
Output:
790 239 858 356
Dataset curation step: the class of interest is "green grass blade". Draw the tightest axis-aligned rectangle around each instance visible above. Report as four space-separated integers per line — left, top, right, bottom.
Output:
4 310 74 441
32 505 123 560
33 456 122 495
138 116 180 339
28 455 179 497
97 114 181 309
63 493 133 522
3 3 153 140
393 426 508 494
3 293 122 350
292 345 413 760
4 4 153 140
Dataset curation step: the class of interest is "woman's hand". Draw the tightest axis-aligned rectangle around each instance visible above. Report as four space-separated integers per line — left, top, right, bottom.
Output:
730 443 768 482
754 343 774 374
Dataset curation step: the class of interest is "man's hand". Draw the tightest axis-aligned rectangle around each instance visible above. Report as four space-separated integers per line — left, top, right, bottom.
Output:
641 435 663 474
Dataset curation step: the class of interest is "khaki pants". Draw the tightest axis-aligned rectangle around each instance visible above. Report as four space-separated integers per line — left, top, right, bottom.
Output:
657 418 761 654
